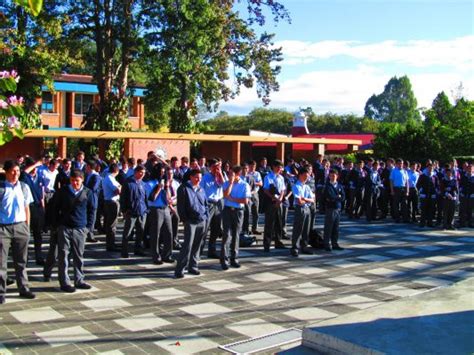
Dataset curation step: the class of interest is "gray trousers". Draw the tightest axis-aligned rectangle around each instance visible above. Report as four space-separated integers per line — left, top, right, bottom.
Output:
201 200 223 254
221 207 243 264
291 205 310 251
393 188 409 222
122 214 147 254
263 203 283 248
104 200 120 249
43 228 58 278
148 207 173 262
250 193 260 232
443 198 456 228
30 204 45 261
323 208 341 247
0 222 30 296
176 221 206 274
459 196 474 227
57 226 87 287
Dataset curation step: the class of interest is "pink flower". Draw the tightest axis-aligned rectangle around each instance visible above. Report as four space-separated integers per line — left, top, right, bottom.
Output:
0 99 8 109
7 95 24 106
7 116 20 129
0 70 20 82
0 71 8 79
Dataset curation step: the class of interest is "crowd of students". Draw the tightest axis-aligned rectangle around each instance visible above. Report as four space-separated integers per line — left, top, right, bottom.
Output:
0 150 473 303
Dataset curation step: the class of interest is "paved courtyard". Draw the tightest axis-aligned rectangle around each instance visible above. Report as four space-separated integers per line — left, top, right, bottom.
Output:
0 213 473 354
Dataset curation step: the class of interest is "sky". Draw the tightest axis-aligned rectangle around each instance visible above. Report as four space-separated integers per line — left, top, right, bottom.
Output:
218 0 474 116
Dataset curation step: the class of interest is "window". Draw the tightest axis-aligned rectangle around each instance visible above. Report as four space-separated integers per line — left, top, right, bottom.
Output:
74 94 93 115
41 92 54 113
128 97 136 117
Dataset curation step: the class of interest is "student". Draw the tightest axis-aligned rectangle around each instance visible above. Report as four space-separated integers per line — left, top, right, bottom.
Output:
417 163 439 228
390 158 409 223
322 169 345 252
364 161 382 222
441 168 458 230
221 165 251 270
54 169 95 293
175 169 208 278
290 168 315 257
84 160 102 243
247 160 263 235
102 163 122 252
0 160 36 304
120 165 148 258
262 160 287 252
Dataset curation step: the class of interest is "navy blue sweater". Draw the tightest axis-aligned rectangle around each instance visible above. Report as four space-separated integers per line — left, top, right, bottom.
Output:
177 181 208 224
54 185 95 229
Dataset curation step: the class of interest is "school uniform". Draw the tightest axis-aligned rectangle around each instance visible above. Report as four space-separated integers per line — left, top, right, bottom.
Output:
221 179 251 268
364 169 381 221
102 173 121 250
390 167 409 222
407 169 420 222
459 171 474 227
0 180 34 302
322 181 345 250
291 180 314 255
416 172 439 227
262 171 286 251
441 176 458 229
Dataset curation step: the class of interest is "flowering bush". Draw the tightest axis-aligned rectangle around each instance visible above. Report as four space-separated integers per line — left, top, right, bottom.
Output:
0 70 25 145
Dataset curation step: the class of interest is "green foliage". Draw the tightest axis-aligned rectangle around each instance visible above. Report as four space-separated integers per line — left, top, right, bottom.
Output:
364 75 420 123
374 92 474 162
13 0 43 16
144 0 287 133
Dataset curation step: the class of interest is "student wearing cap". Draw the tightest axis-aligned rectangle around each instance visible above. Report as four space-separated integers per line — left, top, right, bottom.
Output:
290 167 315 257
221 165 251 270
322 169 345 252
0 160 36 304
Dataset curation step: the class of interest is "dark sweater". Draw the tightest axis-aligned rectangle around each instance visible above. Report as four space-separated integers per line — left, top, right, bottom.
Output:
54 185 94 229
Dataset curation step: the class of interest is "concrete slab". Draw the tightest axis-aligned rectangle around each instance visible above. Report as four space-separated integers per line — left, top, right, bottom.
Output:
302 278 474 355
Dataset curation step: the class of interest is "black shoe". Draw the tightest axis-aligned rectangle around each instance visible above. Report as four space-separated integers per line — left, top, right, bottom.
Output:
188 269 201 276
252 230 262 235
221 262 229 271
121 253 129 259
75 282 92 290
6 278 14 286
134 250 146 256
0 295 5 304
36 258 45 266
43 275 51 282
162 257 175 263
275 243 287 249
230 260 241 268
324 246 332 252
290 249 299 257
106 247 120 252
264 247 270 252
86 236 98 243
153 259 163 265
301 248 314 255
333 245 344 251
19 290 36 299
60 285 76 293
207 252 220 259
282 235 291 240
175 272 184 279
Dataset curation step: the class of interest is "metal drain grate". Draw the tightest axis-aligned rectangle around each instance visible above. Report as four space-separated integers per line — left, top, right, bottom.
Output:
219 328 302 354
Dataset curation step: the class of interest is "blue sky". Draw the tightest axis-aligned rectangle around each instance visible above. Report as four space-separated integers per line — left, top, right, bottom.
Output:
219 0 474 116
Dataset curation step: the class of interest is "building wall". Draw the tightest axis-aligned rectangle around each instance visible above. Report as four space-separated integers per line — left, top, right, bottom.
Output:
124 139 190 160
0 138 44 161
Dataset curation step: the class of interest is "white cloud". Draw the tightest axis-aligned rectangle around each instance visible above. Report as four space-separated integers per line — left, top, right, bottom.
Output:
220 65 474 115
277 36 474 70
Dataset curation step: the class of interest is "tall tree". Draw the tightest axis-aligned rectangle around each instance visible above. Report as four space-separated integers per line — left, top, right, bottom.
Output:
364 75 420 123
0 0 70 128
144 0 288 132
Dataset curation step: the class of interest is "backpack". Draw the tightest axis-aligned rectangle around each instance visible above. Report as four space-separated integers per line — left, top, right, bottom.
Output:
309 229 325 249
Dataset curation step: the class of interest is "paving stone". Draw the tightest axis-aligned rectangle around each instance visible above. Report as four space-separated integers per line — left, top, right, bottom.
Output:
237 292 285 306
226 317 286 337
425 256 458 263
365 268 405 278
377 284 422 297
325 259 360 268
199 280 243 292
286 282 332 296
143 287 190 302
332 295 383 310
397 261 432 270
154 333 219 354
387 249 419 256
10 306 64 323
180 302 233 319
284 307 338 321
357 254 392 262
82 297 132 312
36 326 98 348
247 272 287 282
414 277 453 288
288 266 327 275
113 313 172 332
329 275 372 285
112 277 155 288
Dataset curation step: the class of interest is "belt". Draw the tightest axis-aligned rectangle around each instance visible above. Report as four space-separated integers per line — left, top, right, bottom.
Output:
150 206 167 210
224 206 243 211
0 221 24 227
